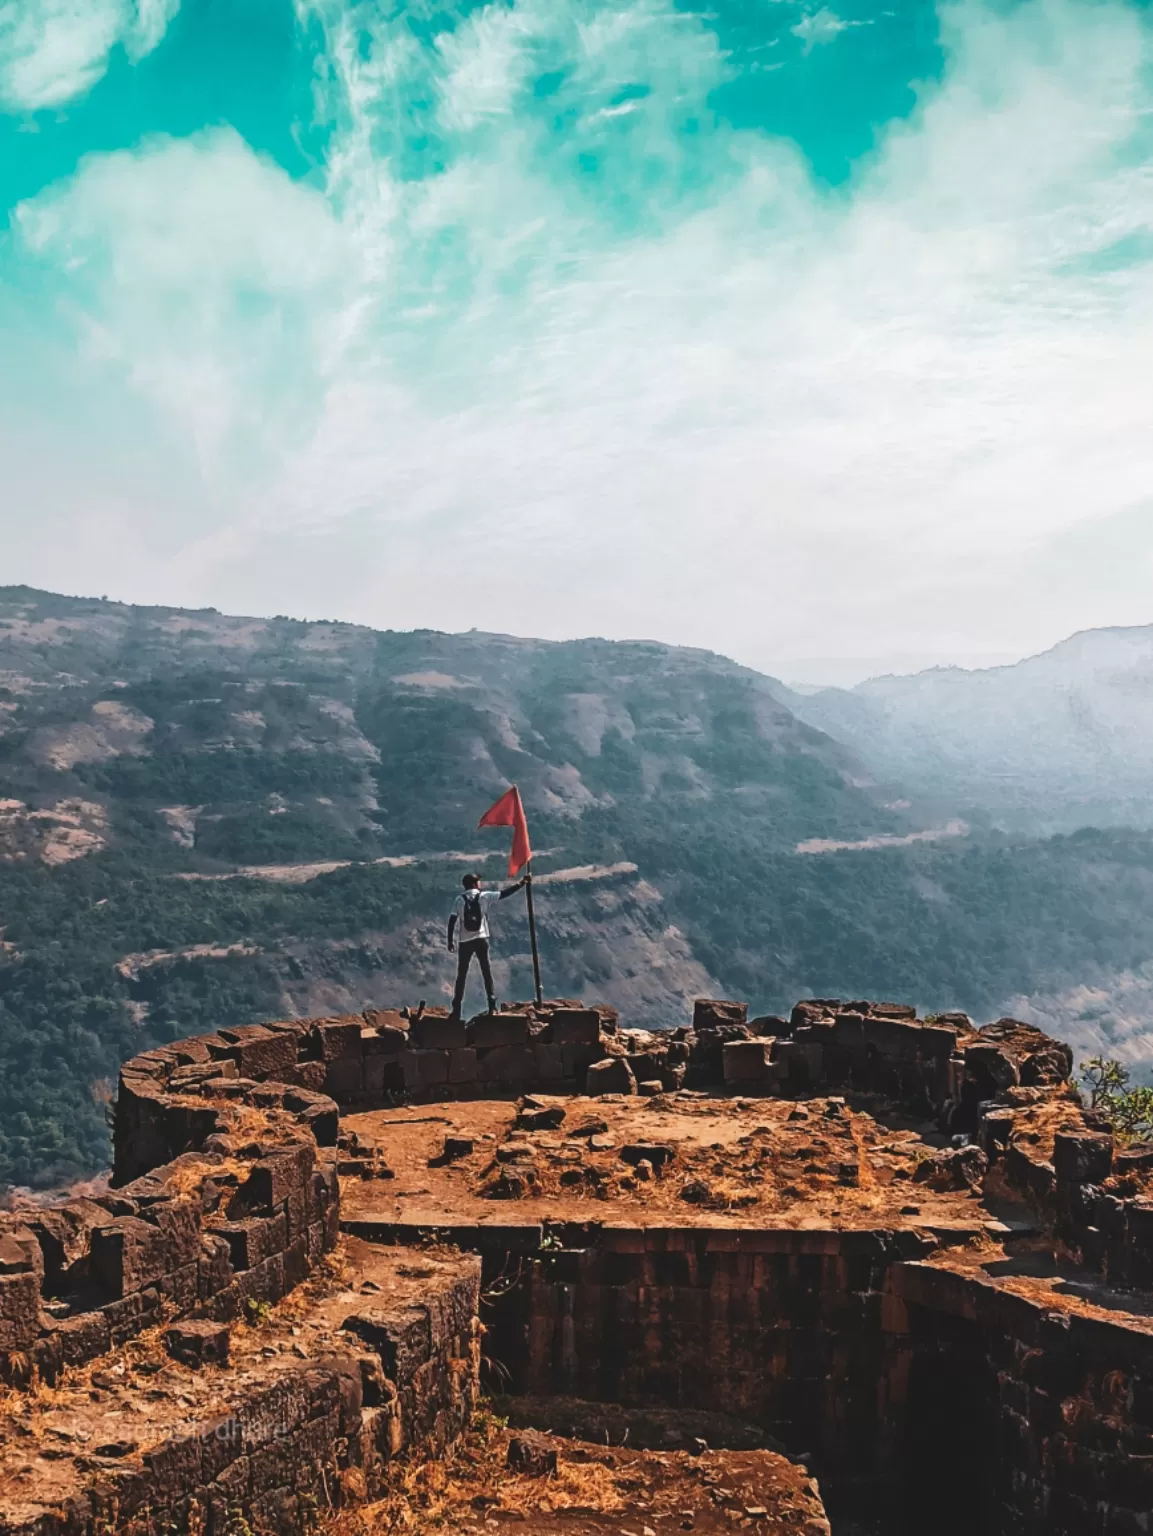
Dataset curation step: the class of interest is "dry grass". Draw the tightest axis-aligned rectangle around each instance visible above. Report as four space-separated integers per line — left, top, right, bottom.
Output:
329 1413 634 1535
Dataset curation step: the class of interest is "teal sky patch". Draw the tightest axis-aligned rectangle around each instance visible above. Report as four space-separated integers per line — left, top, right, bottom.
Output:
1 0 947 221
687 0 946 184
0 0 326 218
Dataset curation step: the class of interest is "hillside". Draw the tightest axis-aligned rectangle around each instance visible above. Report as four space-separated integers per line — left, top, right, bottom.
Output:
783 625 1153 833
5 587 1153 1189
0 586 903 1186
0 586 898 863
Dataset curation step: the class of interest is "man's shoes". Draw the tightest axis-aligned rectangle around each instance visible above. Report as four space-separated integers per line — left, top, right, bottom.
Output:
487 999 499 1015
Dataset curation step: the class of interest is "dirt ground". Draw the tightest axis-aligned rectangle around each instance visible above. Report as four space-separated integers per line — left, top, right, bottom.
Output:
339 1092 996 1235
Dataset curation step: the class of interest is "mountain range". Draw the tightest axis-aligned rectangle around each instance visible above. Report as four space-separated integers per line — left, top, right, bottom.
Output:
782 625 1153 834
3 585 1153 1189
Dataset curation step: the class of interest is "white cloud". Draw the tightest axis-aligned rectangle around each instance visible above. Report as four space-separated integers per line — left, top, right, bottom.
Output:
128 0 180 60
6 0 1153 674
16 127 352 475
0 0 179 111
791 9 857 50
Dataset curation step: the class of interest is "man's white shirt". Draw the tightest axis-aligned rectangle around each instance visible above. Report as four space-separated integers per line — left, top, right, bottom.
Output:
452 888 501 943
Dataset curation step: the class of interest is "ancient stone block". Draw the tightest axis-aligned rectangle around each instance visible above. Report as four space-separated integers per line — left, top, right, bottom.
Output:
26 1199 114 1294
363 1025 408 1054
101 1284 163 1345
165 1320 231 1367
205 1450 252 1524
864 1001 918 1020
403 1049 450 1092
210 1025 299 1081
242 1144 315 1213
312 1018 365 1061
772 1038 823 1084
232 1252 287 1315
0 1226 41 1283
212 1213 288 1272
867 1017 954 1061
445 1047 477 1084
246 1083 289 1111
263 1018 313 1038
533 1043 566 1081
159 1261 201 1310
169 1061 240 1090
278 1061 328 1092
282 1187 308 1242
411 1015 467 1050
1020 1043 1074 1086
284 1090 339 1146
168 1035 217 1065
199 1232 235 1300
693 999 749 1031
90 1216 175 1299
144 1199 203 1270
306 1220 326 1269
723 1039 780 1084
626 1051 667 1083
468 1012 531 1048
325 1057 365 1098
283 1234 309 1291
964 1041 1021 1091
0 1270 40 1352
49 1309 112 1369
546 1009 603 1045
307 1164 339 1227
978 1107 1017 1158
344 1306 431 1383
586 1056 637 1096
477 1045 535 1085
517 1104 566 1131
912 1145 988 1191
1053 1132 1114 1187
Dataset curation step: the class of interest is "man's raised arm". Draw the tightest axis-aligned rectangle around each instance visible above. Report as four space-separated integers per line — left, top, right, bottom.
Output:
499 874 529 900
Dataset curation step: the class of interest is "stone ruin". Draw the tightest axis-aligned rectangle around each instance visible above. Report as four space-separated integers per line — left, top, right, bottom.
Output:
0 995 1149 1535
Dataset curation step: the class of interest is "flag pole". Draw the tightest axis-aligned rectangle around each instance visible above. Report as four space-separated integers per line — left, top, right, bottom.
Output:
524 860 544 1009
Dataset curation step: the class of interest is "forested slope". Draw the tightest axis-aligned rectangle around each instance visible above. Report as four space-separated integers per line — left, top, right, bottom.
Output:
2 587 1152 1187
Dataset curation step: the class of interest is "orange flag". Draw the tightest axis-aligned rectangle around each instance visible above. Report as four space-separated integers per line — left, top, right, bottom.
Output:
478 785 532 877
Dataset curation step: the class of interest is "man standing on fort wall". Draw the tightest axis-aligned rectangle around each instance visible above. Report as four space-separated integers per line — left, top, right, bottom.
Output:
447 871 528 1020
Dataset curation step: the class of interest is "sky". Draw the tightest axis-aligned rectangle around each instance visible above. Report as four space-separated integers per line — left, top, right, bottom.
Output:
1 0 1152 686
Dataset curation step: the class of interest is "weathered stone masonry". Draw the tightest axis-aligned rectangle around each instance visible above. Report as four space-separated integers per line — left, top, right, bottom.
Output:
0 1014 481 1536
4 994 1153 1534
340 998 1153 1535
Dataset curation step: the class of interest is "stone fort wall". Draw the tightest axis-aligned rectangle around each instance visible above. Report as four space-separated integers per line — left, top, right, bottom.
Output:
1 995 1152 1534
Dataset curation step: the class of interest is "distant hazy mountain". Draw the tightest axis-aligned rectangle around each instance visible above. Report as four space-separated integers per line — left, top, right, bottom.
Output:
782 624 1153 833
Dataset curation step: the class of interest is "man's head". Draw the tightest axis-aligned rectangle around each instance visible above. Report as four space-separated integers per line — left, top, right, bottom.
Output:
462 873 482 890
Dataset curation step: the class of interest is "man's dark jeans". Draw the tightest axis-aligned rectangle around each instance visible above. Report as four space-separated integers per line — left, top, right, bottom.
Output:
452 938 495 1019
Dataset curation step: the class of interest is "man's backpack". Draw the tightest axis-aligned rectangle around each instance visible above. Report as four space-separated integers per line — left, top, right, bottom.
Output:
461 891 484 934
